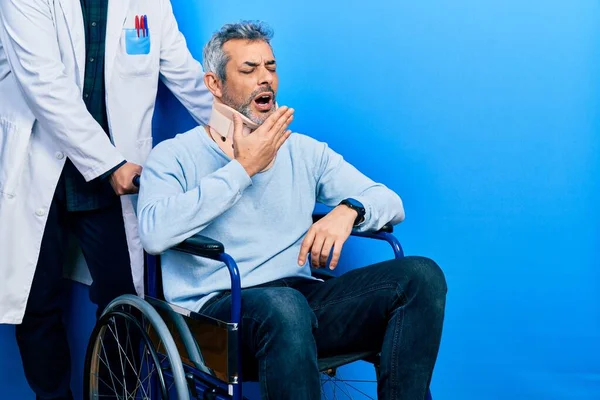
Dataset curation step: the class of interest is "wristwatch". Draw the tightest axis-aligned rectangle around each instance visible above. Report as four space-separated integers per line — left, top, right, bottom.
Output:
339 198 365 226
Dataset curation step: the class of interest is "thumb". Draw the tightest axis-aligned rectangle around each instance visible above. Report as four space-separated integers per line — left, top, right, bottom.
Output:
232 114 243 143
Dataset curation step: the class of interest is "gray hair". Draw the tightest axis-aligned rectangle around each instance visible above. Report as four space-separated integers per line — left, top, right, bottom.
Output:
203 21 274 82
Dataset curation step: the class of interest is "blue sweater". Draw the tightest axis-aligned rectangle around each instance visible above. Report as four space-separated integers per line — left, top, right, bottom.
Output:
137 127 405 312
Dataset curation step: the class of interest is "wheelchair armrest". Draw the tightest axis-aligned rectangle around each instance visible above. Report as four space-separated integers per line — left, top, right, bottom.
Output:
312 213 393 233
172 235 241 324
173 235 225 257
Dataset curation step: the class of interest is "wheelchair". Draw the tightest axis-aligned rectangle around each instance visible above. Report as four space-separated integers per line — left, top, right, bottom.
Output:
83 211 434 400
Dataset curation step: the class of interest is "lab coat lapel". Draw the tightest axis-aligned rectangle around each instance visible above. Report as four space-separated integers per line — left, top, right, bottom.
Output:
57 0 86 86
105 0 131 85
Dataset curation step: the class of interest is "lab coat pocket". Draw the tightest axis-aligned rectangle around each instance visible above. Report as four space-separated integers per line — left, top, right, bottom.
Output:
119 29 154 77
124 29 151 55
0 119 30 198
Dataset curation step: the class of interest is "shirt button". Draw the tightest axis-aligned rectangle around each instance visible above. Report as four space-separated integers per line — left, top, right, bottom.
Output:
55 152 64 160
89 57 94 62
91 21 97 27
35 208 45 217
6 194 14 199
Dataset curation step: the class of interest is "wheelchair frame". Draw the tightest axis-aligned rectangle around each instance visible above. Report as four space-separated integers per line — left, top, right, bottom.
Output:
84 213 434 400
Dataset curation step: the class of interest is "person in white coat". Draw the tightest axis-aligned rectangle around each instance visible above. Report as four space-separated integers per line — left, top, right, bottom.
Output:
0 0 213 398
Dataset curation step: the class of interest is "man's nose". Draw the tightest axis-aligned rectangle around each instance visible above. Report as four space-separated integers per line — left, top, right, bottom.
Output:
258 67 274 86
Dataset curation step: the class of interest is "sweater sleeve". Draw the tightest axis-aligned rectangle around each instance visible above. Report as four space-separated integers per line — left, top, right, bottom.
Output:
305 136 405 232
137 137 252 254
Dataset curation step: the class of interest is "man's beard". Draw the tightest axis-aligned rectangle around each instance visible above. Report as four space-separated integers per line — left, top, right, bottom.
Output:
222 86 276 125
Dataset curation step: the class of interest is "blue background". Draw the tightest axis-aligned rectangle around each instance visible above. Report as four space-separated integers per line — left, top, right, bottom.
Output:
1 0 599 398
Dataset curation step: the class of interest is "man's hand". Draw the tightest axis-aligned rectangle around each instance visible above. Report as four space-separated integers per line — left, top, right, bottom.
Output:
298 205 359 269
233 106 294 176
109 162 143 195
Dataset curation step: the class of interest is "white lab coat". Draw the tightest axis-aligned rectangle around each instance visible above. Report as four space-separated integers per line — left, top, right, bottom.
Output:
0 0 212 324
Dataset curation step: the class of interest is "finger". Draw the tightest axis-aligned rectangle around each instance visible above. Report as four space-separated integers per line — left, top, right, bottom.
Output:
126 185 140 195
123 179 139 195
261 105 289 132
277 115 294 136
310 233 326 268
320 237 335 268
281 108 295 128
269 108 294 138
273 117 292 146
232 113 244 143
281 107 294 120
275 130 292 150
329 240 345 270
115 185 129 196
269 114 291 139
298 228 315 265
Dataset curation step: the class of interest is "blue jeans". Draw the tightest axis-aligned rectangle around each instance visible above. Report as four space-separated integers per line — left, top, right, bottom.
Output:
200 256 447 399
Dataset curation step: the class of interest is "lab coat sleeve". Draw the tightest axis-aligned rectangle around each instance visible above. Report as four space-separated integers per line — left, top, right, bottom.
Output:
158 0 213 126
0 0 125 181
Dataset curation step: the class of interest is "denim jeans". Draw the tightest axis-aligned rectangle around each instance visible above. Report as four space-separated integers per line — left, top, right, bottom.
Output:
200 256 447 399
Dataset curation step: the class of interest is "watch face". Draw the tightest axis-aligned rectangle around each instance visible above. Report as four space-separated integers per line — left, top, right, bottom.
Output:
347 199 359 208
346 198 364 210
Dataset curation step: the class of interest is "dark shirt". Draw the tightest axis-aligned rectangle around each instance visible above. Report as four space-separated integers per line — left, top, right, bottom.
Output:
60 0 123 211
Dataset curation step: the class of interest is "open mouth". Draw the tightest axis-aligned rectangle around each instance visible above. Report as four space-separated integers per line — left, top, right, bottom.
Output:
253 92 274 112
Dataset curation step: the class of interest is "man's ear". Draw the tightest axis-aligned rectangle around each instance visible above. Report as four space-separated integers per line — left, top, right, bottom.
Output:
204 72 223 98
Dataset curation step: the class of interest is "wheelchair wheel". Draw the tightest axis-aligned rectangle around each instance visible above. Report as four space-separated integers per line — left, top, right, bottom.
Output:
84 294 190 400
321 365 433 400
321 364 378 400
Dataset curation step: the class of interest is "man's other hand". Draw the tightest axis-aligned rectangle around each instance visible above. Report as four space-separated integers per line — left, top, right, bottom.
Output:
109 162 143 195
233 106 294 176
298 205 359 270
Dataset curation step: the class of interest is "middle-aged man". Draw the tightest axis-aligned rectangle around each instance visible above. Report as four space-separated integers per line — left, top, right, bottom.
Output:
0 0 213 399
137 21 447 399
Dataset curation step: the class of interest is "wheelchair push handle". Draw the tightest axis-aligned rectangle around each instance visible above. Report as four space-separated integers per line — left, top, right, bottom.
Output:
133 174 141 188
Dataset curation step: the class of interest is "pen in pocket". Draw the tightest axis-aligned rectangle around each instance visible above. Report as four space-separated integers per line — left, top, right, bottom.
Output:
134 15 149 37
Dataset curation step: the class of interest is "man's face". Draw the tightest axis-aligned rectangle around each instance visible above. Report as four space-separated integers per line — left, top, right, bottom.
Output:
219 39 278 125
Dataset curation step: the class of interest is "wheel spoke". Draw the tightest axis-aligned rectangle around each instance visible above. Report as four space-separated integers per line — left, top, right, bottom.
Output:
98 334 126 398
88 310 170 400
321 370 377 400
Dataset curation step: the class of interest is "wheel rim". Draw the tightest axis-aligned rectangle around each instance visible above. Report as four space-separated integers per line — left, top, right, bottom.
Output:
85 310 168 400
